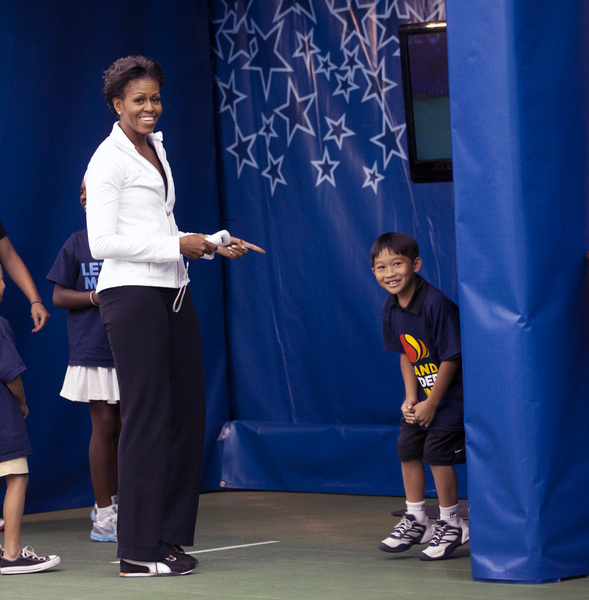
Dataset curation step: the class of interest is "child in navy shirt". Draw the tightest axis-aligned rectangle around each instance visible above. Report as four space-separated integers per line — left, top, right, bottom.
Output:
47 180 120 543
0 264 60 574
371 232 468 561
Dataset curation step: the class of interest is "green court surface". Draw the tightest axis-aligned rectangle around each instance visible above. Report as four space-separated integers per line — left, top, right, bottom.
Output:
2 491 588 599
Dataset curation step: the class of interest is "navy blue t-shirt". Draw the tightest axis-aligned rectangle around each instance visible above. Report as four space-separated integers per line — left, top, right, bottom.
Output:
47 230 114 367
382 274 463 431
0 316 32 462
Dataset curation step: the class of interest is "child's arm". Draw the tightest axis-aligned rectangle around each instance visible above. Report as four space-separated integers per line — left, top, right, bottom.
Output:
6 374 28 418
53 283 99 310
413 357 460 428
400 353 419 424
0 235 50 332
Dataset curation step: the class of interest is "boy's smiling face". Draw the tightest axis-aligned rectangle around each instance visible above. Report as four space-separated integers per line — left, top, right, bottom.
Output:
372 249 421 307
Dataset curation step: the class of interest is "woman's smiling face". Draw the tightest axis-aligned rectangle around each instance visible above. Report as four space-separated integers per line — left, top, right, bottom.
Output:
113 77 162 142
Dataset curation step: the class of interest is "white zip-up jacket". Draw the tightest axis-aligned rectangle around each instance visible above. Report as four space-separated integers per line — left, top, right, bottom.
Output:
86 122 189 293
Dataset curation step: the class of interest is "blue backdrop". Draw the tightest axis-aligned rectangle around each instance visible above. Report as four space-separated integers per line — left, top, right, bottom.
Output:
209 0 462 498
0 0 228 508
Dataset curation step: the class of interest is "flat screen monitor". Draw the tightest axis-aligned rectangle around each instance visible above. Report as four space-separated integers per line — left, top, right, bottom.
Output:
399 21 452 183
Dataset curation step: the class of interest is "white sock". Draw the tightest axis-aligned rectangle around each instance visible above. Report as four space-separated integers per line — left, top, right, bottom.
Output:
406 500 428 524
96 504 115 521
439 503 460 526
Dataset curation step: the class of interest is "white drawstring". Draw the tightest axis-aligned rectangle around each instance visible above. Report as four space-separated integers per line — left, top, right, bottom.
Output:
173 260 190 313
173 284 187 313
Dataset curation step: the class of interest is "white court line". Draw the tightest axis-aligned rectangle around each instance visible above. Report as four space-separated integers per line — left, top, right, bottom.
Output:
188 541 280 555
111 541 280 563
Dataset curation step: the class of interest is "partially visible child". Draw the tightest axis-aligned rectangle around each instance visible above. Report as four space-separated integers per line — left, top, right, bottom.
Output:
0 217 50 332
371 232 468 561
0 264 60 574
47 180 120 543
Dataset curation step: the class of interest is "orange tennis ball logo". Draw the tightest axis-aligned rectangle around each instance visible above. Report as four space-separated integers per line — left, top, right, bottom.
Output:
400 334 429 363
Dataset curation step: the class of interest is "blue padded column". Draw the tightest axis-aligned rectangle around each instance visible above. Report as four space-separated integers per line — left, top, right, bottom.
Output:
446 0 589 582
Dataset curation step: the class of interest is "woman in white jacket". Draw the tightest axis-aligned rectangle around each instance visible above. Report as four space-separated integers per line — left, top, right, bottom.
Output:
86 55 262 578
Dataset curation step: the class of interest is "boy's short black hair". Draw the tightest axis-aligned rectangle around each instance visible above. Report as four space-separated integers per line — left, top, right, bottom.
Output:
370 232 419 265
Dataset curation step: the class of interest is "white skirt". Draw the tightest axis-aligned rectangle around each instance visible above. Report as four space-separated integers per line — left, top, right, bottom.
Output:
0 456 28 476
60 365 120 404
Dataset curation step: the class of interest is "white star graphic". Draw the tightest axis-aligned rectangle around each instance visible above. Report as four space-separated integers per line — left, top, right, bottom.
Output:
217 71 247 118
323 114 355 150
316 51 338 80
262 151 287 196
275 79 316 146
292 28 321 72
333 71 360 103
258 113 279 147
244 20 293 101
361 57 397 108
362 161 385 194
370 115 406 168
227 123 259 178
311 147 340 187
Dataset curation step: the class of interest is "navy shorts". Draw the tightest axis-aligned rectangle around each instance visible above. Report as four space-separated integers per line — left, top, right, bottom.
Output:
397 421 466 466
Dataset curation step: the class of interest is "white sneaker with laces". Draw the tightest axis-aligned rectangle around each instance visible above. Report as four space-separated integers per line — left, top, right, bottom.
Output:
379 513 433 553
90 506 118 542
418 518 469 560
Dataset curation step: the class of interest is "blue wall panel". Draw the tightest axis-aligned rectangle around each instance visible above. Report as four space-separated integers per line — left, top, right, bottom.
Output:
447 0 589 582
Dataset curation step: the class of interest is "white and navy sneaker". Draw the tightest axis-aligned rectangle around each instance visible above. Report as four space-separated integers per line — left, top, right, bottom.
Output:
0 546 60 575
90 508 117 542
166 543 198 569
418 518 469 561
379 513 433 553
120 552 196 577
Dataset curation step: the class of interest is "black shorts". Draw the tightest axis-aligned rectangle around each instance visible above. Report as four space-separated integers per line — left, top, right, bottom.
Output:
397 421 466 466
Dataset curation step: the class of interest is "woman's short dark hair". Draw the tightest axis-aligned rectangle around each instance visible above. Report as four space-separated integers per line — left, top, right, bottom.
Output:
370 232 419 265
103 55 164 115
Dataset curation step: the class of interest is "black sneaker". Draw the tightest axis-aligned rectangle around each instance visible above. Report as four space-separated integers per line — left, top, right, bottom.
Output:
120 552 196 577
166 543 198 569
0 546 60 575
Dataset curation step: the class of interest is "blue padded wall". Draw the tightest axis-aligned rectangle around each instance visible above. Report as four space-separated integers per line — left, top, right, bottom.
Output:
446 0 589 583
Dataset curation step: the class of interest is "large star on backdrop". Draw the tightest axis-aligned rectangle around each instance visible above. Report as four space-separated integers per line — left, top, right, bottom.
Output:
244 20 293 101
217 71 247 118
370 116 407 168
332 0 379 49
275 79 316 146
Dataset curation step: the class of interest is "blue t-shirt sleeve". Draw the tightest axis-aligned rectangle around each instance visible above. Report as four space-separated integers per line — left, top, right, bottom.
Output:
426 291 462 362
47 233 79 288
382 298 403 353
0 318 27 384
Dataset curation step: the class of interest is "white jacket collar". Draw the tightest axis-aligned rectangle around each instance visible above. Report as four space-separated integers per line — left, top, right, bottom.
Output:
111 121 164 147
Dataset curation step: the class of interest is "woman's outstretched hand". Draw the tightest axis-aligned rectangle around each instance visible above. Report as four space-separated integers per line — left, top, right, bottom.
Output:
215 237 265 260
